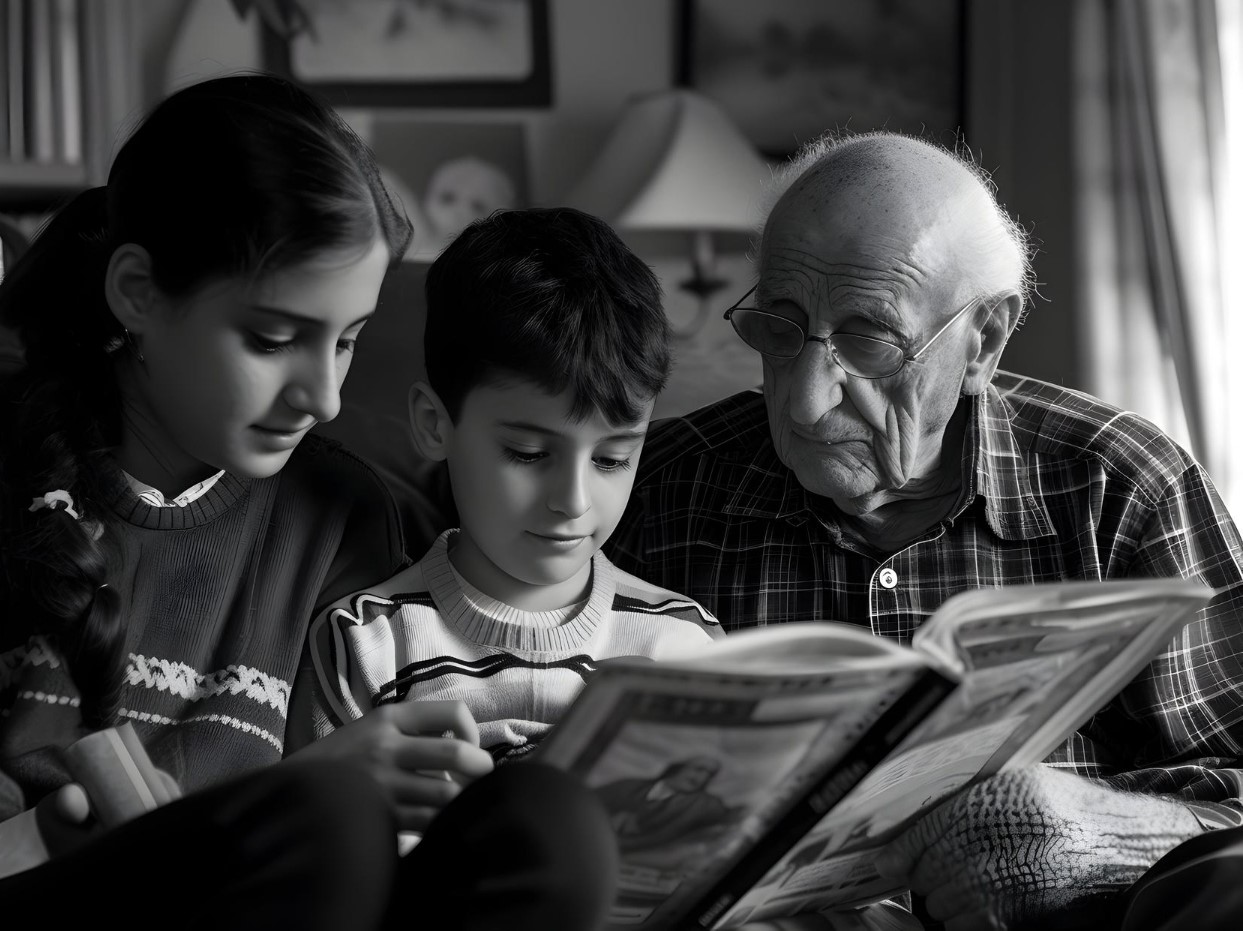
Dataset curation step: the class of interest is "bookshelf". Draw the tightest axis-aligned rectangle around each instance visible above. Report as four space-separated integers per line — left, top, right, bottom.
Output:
0 0 140 214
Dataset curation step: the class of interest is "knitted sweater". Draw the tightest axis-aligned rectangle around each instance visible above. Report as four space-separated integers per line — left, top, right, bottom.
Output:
0 436 406 821
306 529 723 760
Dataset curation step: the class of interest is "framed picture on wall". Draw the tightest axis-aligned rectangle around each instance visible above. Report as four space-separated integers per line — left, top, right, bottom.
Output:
362 117 530 262
676 0 965 158
262 0 552 107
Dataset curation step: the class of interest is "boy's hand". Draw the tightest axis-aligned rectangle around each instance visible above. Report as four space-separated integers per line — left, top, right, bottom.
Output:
290 699 495 831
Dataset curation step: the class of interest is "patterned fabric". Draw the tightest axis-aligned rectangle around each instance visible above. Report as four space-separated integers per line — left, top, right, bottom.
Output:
307 529 722 760
881 766 1203 925
605 372 1243 825
123 468 225 507
0 436 406 820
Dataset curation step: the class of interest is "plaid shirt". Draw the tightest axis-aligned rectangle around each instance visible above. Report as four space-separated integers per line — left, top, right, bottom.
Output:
606 371 1243 825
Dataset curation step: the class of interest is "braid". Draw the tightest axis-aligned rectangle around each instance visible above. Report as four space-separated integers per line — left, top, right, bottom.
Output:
0 187 127 727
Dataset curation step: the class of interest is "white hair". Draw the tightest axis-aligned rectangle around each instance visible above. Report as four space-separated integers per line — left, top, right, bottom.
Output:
756 130 1038 314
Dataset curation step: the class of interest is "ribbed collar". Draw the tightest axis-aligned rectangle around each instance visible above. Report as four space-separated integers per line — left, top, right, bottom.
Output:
102 467 251 531
422 529 615 653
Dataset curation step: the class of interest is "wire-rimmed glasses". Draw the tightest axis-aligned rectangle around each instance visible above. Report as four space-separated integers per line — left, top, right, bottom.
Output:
723 285 983 379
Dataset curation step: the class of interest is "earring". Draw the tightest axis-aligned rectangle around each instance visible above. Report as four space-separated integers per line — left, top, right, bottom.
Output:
124 329 144 363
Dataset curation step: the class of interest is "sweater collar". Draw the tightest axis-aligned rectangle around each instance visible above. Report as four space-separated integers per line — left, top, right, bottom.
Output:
102 466 250 530
422 529 615 653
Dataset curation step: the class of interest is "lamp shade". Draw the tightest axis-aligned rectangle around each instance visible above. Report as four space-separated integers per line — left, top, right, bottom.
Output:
567 89 770 232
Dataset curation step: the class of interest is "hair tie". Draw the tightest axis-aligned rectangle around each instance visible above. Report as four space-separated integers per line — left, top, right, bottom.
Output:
29 490 81 520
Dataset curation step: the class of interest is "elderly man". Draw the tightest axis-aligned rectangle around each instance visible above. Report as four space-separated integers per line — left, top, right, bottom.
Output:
605 131 1243 928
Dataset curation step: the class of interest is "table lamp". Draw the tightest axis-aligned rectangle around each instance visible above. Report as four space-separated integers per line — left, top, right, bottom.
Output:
566 89 770 332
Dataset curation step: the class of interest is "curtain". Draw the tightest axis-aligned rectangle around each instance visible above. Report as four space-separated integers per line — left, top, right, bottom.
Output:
1073 0 1243 514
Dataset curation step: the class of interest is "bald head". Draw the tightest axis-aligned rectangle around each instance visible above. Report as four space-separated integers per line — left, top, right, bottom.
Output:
761 133 1030 309
750 131 1031 521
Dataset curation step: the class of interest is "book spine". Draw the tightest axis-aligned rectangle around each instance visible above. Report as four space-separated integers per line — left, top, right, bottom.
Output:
26 0 56 164
50 0 81 163
62 722 163 826
686 669 958 930
6 0 23 160
0 0 9 158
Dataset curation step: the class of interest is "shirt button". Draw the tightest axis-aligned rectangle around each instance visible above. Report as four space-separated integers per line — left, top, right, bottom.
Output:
878 568 898 589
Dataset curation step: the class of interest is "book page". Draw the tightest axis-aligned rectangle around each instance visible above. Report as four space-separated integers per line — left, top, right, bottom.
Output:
536 650 943 930
717 578 1213 925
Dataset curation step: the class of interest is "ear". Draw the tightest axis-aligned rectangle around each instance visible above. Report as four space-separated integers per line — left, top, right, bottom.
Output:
104 243 163 334
962 292 1023 396
408 381 454 462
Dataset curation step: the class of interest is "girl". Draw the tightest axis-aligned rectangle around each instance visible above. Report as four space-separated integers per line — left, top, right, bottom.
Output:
0 73 615 930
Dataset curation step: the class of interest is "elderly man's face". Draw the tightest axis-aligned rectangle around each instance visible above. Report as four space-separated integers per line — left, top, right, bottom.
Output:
757 182 976 516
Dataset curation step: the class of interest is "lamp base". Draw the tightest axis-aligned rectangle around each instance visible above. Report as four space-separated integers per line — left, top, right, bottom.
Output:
669 230 731 338
678 272 729 300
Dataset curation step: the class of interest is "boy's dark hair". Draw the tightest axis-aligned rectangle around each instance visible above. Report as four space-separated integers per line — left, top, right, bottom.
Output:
424 207 670 424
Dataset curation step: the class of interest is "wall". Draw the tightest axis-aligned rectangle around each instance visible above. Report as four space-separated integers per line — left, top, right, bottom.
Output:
138 0 1084 403
149 0 675 204
965 0 1084 390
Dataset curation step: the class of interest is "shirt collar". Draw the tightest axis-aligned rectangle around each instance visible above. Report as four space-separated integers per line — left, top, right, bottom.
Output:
968 381 1056 540
719 382 1056 541
123 469 226 508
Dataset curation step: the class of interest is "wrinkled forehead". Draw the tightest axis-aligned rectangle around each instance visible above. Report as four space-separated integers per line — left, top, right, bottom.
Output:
758 164 979 311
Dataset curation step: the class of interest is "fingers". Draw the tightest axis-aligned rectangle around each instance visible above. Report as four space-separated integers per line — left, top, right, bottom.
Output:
392 733 493 783
386 699 481 747
154 768 183 803
388 770 467 832
296 701 495 830
52 783 91 824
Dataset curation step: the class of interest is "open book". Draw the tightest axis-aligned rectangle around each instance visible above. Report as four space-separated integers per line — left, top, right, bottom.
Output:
535 578 1214 930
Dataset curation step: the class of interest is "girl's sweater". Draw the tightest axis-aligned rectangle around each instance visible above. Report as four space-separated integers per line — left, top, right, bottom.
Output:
0 436 406 820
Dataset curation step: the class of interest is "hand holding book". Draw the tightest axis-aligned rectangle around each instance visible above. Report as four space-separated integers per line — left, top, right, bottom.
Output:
1 723 177 878
536 578 1214 930
36 722 179 858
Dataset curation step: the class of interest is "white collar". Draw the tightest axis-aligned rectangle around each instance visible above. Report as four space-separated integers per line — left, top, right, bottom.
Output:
123 469 226 508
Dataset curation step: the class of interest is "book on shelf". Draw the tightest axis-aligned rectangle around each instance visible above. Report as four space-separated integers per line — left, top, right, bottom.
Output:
50 0 82 164
5 0 24 161
535 577 1214 930
24 0 57 165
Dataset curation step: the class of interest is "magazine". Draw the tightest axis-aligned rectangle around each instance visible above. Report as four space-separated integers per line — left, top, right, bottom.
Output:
534 578 1215 930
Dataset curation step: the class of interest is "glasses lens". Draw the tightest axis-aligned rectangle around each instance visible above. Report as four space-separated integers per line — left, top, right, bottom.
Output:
730 309 804 357
830 335 905 378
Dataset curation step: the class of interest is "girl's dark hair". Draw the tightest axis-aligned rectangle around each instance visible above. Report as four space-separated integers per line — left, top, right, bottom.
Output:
0 72 411 727
424 206 670 424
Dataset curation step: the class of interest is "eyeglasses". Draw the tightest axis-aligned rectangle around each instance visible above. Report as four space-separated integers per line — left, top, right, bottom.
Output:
723 286 983 379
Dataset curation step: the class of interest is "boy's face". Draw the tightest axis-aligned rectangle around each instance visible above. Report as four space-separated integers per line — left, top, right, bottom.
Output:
442 378 654 611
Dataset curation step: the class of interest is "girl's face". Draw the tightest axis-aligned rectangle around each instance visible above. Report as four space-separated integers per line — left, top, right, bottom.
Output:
118 239 390 491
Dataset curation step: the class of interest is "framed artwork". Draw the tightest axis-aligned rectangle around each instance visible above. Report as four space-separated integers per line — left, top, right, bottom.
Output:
262 0 552 107
364 117 530 261
677 0 965 158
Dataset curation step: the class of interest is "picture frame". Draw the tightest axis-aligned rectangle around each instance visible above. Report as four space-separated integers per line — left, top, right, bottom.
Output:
262 0 552 108
363 117 530 262
676 0 966 158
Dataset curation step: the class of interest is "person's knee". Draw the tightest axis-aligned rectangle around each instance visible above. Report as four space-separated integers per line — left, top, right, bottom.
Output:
216 759 396 890
420 762 619 930
259 759 395 855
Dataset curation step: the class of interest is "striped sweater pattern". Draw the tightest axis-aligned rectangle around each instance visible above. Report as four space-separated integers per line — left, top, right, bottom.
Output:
308 530 722 759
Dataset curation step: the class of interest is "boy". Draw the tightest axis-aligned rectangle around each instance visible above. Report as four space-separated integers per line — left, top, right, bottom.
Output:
304 207 722 763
